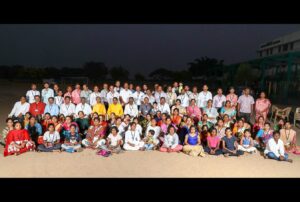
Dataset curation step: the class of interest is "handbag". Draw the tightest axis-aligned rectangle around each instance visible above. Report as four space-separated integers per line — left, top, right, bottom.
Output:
38 136 44 145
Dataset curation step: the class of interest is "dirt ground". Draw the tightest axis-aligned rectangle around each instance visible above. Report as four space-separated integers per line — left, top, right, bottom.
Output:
0 80 299 178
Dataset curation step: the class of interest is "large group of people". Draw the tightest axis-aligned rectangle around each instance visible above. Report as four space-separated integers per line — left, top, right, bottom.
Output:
1 81 298 163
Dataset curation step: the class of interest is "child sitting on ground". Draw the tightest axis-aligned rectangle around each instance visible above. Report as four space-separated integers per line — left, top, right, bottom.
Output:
222 127 244 157
106 126 123 154
143 129 158 150
237 129 257 154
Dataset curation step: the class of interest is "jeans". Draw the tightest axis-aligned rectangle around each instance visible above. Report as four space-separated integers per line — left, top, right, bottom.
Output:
38 143 61 152
144 143 154 150
267 152 289 161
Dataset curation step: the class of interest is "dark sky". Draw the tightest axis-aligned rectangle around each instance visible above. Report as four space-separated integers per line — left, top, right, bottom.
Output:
0 24 300 77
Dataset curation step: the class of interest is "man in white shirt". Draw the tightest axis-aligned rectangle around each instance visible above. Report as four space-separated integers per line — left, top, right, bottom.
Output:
166 86 177 107
100 83 109 109
132 85 145 110
123 122 145 151
119 83 132 106
197 84 212 109
124 97 139 118
89 85 101 107
264 131 293 163
213 88 226 111
107 85 120 105
8 96 30 122
114 80 122 94
157 97 170 115
41 82 54 105
154 86 167 103
26 83 40 104
142 89 155 105
59 96 76 117
189 86 198 103
80 84 92 104
177 89 190 108
75 97 92 118
184 85 192 97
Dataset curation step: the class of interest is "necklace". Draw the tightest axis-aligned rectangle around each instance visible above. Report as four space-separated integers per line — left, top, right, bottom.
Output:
285 129 291 141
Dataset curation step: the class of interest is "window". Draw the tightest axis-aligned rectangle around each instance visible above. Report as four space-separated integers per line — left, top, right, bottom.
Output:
283 44 288 51
290 43 294 50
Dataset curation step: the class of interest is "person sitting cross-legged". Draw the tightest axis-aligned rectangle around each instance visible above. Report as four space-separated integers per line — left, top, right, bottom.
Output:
123 122 145 151
204 128 223 156
37 124 61 152
222 127 244 157
159 125 182 152
61 124 82 153
264 131 293 163
106 126 123 154
82 117 106 150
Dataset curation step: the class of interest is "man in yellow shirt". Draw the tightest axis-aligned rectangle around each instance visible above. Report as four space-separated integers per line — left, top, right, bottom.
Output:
92 97 106 117
107 97 124 118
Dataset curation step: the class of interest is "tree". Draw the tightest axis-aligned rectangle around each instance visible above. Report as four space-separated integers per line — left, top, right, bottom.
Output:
148 68 174 80
109 66 129 81
83 61 108 81
234 63 260 86
188 57 224 78
134 73 146 81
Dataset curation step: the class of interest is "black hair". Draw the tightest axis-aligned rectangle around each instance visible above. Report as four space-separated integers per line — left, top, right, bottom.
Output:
48 123 55 128
110 126 119 133
6 118 13 123
148 129 155 136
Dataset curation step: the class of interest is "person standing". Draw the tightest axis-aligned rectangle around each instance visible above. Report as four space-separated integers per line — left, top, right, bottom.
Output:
157 97 170 115
41 82 54 105
54 90 64 107
100 83 109 110
26 83 40 104
80 84 92 104
237 87 255 123
255 91 271 121
107 85 120 105
71 83 81 105
226 87 238 109
213 88 226 112
119 83 132 107
177 89 190 108
89 85 101 107
197 84 212 109
154 85 167 103
132 85 145 110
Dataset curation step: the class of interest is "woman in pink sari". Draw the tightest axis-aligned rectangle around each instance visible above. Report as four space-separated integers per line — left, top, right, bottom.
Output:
255 91 271 121
186 99 202 124
226 87 238 109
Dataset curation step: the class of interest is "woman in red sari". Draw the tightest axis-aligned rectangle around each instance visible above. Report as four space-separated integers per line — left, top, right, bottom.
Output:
171 108 182 126
4 122 35 157
255 91 271 121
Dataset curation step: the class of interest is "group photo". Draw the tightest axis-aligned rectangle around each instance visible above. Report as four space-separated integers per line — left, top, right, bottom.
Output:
0 24 300 177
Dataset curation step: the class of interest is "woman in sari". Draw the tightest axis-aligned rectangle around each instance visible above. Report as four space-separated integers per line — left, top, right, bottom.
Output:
280 121 300 155
186 99 202 124
23 112 31 128
197 114 213 130
51 115 62 132
171 99 187 116
220 100 236 120
223 114 233 128
4 121 35 156
200 125 210 147
171 108 182 126
226 87 238 109
61 116 79 140
1 118 14 146
255 91 271 121
252 116 265 138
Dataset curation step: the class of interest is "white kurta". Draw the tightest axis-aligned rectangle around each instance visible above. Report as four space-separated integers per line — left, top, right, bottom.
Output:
59 103 76 116
197 91 212 108
157 103 170 115
124 104 139 117
123 130 144 151
75 103 92 117
26 90 40 104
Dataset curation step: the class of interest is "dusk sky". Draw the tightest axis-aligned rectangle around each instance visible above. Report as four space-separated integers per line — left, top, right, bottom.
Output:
0 24 300 76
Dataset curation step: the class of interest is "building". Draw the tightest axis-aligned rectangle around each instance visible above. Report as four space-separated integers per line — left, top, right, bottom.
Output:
257 30 300 58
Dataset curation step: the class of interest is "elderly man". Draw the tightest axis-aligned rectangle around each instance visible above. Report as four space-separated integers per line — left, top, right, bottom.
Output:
124 97 139 118
154 85 167 103
119 82 132 107
75 97 92 118
157 97 170 115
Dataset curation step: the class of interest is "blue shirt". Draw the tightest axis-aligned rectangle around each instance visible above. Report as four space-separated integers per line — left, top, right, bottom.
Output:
25 123 43 136
44 104 60 116
222 136 237 150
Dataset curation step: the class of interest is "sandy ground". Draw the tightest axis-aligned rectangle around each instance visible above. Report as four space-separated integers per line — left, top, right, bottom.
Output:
0 80 300 178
